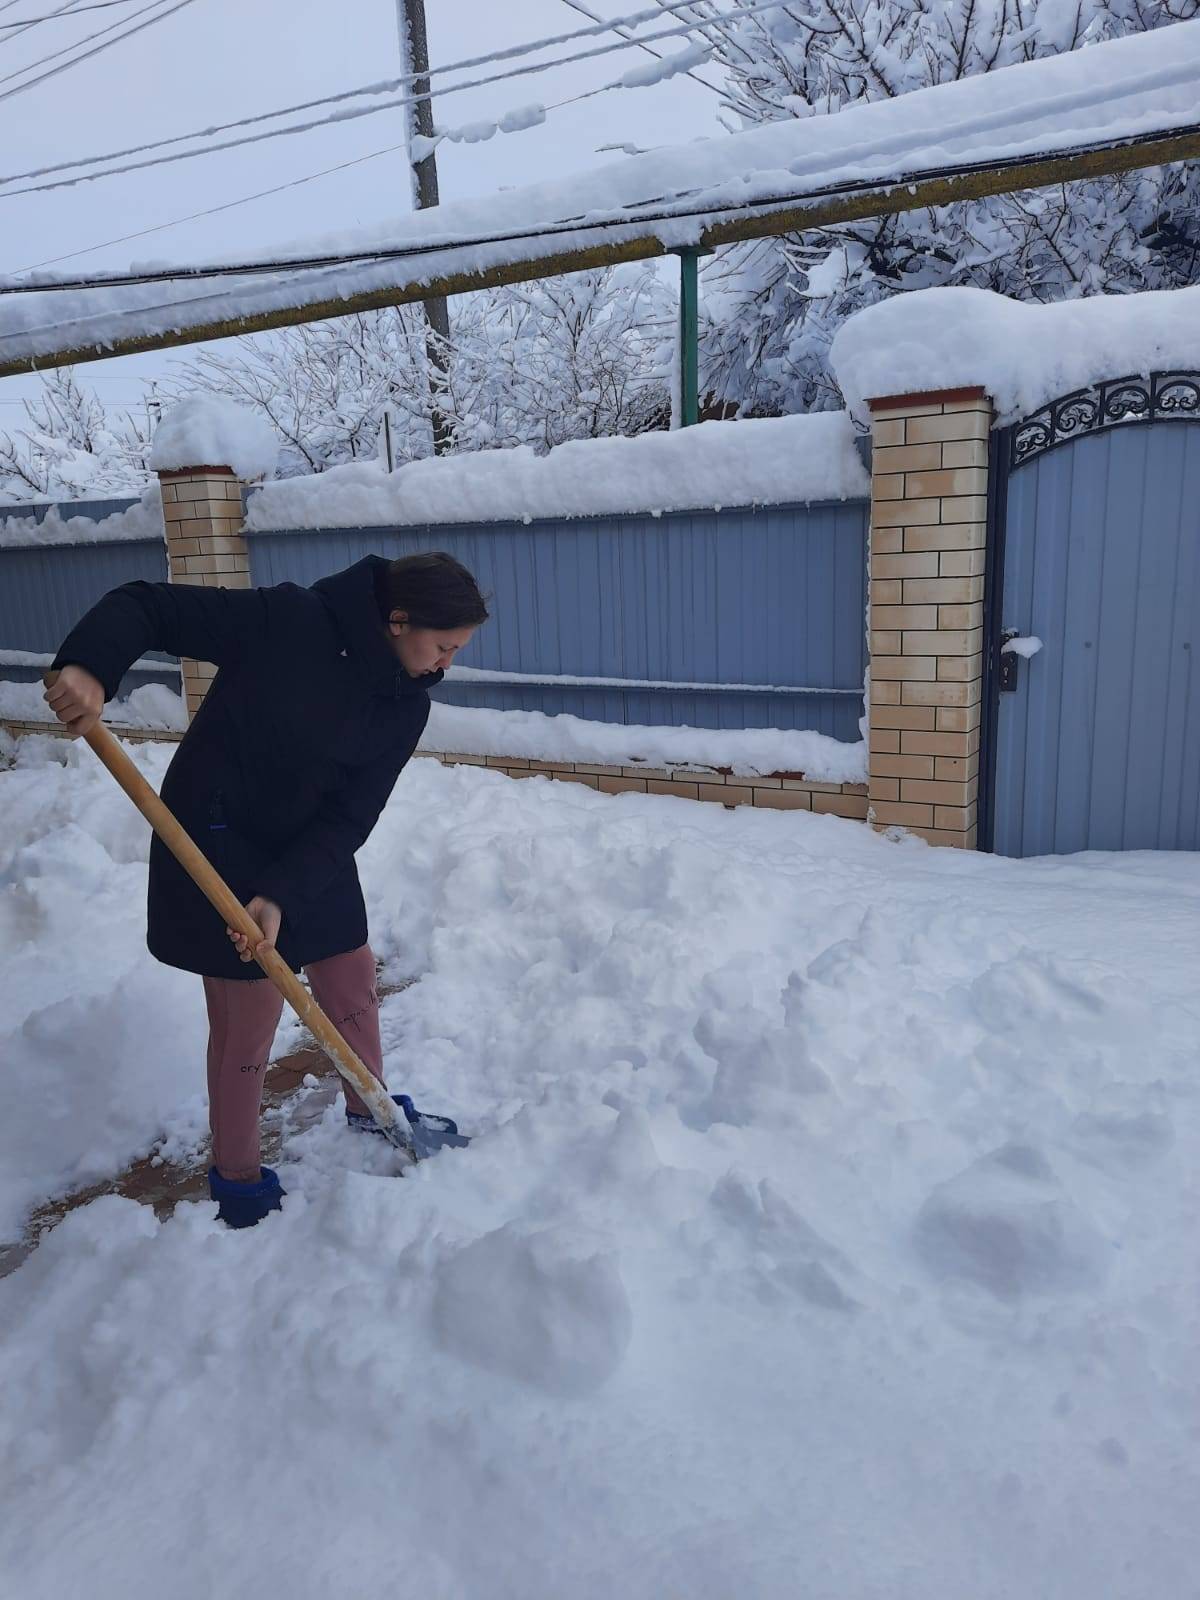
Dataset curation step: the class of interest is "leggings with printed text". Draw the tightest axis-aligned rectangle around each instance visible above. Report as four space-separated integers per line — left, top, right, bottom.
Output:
203 943 384 1177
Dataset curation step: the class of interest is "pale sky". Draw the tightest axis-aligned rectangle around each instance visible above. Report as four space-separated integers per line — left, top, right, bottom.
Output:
0 0 730 413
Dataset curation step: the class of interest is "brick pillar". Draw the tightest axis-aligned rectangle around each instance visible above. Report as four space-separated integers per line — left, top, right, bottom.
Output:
157 465 248 721
865 387 991 848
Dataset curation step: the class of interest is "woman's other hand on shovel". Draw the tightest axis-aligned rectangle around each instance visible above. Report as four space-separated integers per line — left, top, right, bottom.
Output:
44 665 105 737
227 895 282 963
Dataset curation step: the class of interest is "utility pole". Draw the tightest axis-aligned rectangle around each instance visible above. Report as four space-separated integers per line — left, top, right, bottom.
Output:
676 249 700 427
396 0 452 456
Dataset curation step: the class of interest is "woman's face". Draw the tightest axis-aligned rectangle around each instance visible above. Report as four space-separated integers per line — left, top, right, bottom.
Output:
388 614 477 678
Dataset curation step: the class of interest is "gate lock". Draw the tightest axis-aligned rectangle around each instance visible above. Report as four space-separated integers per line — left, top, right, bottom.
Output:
999 630 1021 693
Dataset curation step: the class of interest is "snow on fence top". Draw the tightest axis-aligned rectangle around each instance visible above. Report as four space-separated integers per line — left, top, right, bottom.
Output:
1 22 1197 367
0 487 162 550
147 394 279 480
831 284 1200 427
244 413 868 532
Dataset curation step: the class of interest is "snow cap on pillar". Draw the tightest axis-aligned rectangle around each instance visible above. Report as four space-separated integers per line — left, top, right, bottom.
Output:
149 394 278 481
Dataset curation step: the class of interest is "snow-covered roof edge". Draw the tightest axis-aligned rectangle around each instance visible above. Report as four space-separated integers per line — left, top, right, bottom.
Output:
831 285 1200 428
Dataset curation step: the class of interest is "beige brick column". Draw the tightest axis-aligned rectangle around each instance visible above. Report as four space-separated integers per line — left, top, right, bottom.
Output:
157 465 248 721
865 387 991 848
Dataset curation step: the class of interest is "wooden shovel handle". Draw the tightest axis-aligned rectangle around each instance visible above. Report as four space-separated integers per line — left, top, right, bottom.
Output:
46 677 408 1145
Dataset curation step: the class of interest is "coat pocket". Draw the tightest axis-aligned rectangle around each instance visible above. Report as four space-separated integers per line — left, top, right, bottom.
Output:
205 789 255 898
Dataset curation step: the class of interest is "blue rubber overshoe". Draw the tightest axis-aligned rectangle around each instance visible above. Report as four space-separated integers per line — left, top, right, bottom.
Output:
208 1165 285 1229
346 1093 470 1158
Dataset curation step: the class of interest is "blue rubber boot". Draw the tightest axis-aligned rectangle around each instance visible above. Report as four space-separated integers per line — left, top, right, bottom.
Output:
346 1094 470 1158
208 1165 285 1229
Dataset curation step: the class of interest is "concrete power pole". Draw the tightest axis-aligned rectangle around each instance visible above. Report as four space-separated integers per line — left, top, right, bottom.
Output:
396 0 453 455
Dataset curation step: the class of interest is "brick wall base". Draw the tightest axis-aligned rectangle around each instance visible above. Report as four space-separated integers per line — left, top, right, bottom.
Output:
0 721 868 818
0 719 184 745
420 753 869 815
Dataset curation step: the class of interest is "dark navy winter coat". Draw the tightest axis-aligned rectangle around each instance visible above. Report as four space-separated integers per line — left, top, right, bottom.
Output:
52 556 442 981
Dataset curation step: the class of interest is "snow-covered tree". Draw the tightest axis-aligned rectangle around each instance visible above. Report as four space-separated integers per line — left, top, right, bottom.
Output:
0 269 673 497
684 0 1200 415
166 310 433 477
169 266 673 474
456 267 673 452
0 369 152 500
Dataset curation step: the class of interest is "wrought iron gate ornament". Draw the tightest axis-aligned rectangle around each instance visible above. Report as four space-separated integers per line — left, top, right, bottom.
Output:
1011 371 1200 466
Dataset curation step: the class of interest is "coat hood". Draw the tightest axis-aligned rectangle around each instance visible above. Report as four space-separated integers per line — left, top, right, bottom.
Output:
311 556 444 699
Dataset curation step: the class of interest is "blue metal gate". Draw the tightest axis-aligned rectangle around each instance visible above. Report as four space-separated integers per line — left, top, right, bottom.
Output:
985 374 1200 857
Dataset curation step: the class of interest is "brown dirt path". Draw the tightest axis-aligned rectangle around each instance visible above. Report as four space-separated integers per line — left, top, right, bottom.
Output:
0 979 408 1281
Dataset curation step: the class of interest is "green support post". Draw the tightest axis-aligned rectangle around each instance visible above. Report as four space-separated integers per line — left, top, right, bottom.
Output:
677 248 699 428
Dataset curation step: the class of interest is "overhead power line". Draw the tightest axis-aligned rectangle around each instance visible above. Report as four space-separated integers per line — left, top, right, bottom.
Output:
0 0 143 27
554 0 735 102
10 42 713 272
12 137 425 271
0 0 89 49
649 0 759 67
0 0 715 128
0 0 197 102
8 118 1200 296
5 120 1199 377
0 0 162 85
0 78 405 187
0 0 752 190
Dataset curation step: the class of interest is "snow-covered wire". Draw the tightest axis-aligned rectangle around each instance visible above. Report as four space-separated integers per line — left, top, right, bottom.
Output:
0 0 88 48
554 0 736 101
0 0 156 83
9 113 1198 293
0 76 407 187
650 0 757 67
8 49 686 272
0 0 197 101
0 0 740 187
0 0 141 27
12 137 420 272
0 0 782 192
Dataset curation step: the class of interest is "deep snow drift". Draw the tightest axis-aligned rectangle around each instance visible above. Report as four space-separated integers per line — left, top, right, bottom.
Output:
0 731 1197 1599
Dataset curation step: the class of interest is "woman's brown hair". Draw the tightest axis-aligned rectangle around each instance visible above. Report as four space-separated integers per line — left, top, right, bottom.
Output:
376 551 489 630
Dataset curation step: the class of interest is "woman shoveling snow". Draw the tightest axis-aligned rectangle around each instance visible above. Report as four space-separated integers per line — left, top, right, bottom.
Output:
44 552 488 1229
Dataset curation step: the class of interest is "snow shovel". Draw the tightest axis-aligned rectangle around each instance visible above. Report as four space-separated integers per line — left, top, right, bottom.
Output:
48 682 418 1161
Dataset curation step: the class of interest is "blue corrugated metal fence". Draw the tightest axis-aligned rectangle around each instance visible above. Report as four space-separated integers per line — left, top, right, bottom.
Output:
1 496 870 743
246 502 869 741
0 501 175 697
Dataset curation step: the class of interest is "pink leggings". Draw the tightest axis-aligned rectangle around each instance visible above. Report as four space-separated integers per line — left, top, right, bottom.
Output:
203 943 385 1178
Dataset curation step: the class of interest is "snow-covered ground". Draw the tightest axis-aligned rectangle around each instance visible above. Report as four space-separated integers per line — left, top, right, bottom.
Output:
0 676 186 732
0 730 1197 1599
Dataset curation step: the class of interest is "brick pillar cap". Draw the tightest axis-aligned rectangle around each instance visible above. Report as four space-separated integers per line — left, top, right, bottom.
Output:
867 386 988 412
156 465 238 479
